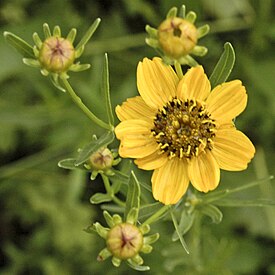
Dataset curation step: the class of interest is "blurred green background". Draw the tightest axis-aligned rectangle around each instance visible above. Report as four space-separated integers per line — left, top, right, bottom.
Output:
0 0 274 274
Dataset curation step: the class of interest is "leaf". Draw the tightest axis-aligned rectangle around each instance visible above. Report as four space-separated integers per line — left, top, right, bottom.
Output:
139 202 164 220
124 171 141 221
102 54 114 125
214 199 275 207
200 204 223 224
90 193 112 204
75 131 114 166
172 209 196 241
109 169 130 194
203 176 274 203
58 158 84 170
127 261 150 271
4 32 35 58
75 18 101 52
170 209 190 254
209 42 235 88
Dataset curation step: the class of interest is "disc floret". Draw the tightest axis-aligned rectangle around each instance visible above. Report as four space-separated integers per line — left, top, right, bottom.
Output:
152 98 216 159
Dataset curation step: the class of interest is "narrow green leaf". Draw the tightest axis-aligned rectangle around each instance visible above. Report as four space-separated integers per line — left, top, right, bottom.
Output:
43 23 51 38
186 11 196 23
4 32 35 58
166 7 177 19
124 171 141 221
209 42 235 88
75 18 101 52
203 176 274 203
102 54 114 125
53 25 61 37
200 204 223 224
66 28 77 43
172 209 195 241
75 131 114 166
58 158 79 170
109 169 130 194
127 261 150 271
50 75 66 92
90 193 112 204
170 209 190 254
179 5 186 18
145 25 158 38
139 202 163 220
214 199 275 207
100 204 124 213
103 211 115 228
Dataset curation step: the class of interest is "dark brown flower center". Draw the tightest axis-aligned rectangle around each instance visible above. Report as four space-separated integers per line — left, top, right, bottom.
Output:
151 98 216 159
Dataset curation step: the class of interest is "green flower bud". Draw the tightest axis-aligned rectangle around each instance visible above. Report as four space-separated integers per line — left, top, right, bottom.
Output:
88 147 114 171
158 17 198 59
106 223 143 260
93 211 159 268
38 36 75 73
145 6 209 65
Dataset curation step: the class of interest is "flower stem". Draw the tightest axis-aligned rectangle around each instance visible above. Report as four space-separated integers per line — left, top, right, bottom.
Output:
101 174 125 207
143 205 170 225
174 61 183 79
61 77 113 131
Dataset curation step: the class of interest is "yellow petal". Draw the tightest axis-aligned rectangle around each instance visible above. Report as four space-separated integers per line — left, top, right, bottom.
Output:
115 119 152 140
115 119 158 158
137 57 178 110
177 66 211 101
206 80 247 123
212 128 255 171
134 151 168 170
152 158 189 205
119 140 158 159
188 151 220 192
115 96 155 122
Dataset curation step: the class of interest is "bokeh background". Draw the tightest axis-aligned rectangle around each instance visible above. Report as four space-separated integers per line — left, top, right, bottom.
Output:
0 0 274 274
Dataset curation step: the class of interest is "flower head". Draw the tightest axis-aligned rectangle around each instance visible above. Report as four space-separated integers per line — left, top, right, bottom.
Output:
115 57 255 205
92 210 159 268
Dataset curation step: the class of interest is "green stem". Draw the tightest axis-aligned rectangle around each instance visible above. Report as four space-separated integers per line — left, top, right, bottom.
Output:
61 78 113 131
101 174 125 207
190 213 202 268
143 205 170 225
174 61 183 79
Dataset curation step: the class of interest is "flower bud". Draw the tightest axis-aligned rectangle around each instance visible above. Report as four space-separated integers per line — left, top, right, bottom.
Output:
158 17 198 59
106 223 143 260
38 36 75 73
88 147 114 171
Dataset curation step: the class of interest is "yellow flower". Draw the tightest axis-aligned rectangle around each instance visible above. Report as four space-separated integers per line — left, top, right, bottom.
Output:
115 57 255 205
